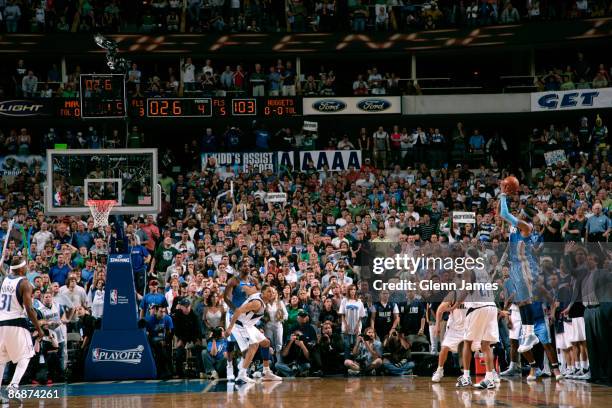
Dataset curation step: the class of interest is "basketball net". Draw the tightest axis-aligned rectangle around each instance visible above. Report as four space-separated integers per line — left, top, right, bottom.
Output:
87 200 117 227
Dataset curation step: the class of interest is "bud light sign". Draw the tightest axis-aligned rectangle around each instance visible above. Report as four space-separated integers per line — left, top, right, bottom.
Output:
0 100 49 116
92 345 145 364
531 88 612 111
304 97 401 115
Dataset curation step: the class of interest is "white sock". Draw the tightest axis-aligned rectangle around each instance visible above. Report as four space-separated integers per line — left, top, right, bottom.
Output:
463 369 470 378
523 325 534 335
437 366 444 371
581 361 588 370
485 371 493 380
575 362 580 370
10 359 30 387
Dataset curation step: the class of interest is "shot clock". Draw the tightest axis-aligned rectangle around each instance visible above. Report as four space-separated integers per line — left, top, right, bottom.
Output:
79 74 127 118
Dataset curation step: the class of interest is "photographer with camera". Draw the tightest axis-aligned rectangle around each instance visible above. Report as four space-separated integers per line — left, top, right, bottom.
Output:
201 326 227 380
276 329 312 377
171 298 203 378
344 327 383 376
382 329 414 376
30 323 61 385
315 321 345 376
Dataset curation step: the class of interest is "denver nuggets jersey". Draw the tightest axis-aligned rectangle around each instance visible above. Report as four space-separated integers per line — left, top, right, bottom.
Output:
232 277 255 309
508 226 539 278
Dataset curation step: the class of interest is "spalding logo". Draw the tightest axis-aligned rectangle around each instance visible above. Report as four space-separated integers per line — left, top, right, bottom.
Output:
357 99 392 112
110 255 130 263
0 100 45 116
312 99 347 113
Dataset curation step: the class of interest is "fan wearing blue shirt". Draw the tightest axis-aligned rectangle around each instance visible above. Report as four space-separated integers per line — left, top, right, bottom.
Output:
129 235 151 295
49 253 72 285
145 304 174 379
140 280 168 318
469 129 485 152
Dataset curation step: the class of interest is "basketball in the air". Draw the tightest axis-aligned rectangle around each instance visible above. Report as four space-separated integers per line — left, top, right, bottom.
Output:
503 176 520 194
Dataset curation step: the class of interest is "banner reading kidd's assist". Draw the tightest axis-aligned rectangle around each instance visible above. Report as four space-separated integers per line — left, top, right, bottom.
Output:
299 150 362 171
303 97 401 115
201 152 293 173
531 87 612 111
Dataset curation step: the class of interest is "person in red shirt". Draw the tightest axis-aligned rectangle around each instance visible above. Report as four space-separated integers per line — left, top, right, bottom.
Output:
233 65 246 93
390 125 402 166
140 214 160 252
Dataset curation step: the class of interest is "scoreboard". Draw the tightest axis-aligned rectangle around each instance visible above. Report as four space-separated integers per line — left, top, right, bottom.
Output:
79 74 127 118
129 97 300 118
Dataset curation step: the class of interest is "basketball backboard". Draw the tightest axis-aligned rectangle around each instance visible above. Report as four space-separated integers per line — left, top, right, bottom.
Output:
45 148 160 216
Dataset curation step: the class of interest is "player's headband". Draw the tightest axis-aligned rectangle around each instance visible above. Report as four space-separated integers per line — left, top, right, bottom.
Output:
520 208 534 221
10 260 26 270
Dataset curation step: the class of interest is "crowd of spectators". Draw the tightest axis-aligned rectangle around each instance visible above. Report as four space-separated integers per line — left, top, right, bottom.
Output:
535 53 612 91
0 110 609 382
4 52 612 100
1 1 611 34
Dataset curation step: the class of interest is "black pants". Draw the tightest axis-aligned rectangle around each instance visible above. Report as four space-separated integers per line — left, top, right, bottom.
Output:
602 303 612 384
150 340 173 379
174 344 204 377
584 305 609 383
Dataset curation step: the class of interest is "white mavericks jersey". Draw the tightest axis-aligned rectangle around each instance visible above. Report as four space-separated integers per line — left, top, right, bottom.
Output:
0 275 28 322
38 301 66 343
236 293 265 328
464 264 496 308
447 307 467 331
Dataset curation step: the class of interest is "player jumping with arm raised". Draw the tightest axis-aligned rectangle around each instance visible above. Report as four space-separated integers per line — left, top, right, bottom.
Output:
497 179 540 353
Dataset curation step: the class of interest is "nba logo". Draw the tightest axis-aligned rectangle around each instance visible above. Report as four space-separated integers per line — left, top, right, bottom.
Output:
110 289 118 305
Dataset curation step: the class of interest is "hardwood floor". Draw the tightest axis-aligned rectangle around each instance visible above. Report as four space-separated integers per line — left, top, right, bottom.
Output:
15 376 609 408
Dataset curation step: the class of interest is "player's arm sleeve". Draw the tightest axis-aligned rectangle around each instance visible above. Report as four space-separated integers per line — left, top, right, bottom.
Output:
499 194 518 227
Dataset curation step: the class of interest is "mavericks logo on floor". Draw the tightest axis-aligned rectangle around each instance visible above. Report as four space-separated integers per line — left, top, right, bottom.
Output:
92 345 145 364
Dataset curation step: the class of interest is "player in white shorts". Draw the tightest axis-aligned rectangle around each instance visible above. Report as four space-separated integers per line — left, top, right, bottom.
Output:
226 285 281 383
0 258 44 403
456 248 500 389
431 290 467 382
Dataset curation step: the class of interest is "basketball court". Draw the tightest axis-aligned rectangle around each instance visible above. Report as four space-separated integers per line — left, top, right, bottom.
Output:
12 377 611 407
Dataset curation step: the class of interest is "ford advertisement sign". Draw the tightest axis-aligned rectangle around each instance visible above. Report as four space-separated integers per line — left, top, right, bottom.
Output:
304 97 401 115
531 88 612 111
311 99 347 113
357 98 392 112
0 100 49 116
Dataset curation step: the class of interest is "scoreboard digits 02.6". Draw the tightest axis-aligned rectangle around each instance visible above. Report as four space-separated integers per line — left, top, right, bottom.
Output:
79 74 127 118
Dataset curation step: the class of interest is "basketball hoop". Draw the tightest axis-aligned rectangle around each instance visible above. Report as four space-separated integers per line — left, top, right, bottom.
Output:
87 200 117 227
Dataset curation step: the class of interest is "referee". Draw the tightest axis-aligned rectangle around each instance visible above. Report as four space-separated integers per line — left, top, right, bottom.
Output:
580 252 612 384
